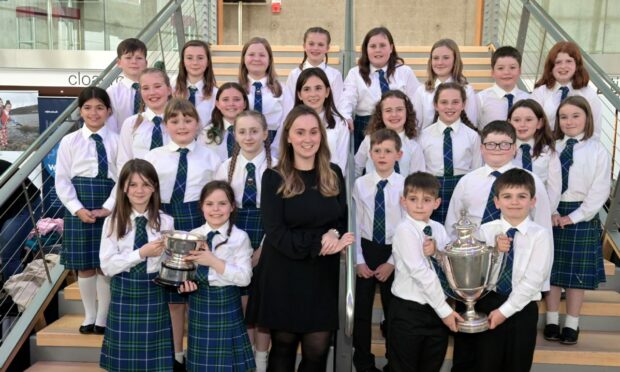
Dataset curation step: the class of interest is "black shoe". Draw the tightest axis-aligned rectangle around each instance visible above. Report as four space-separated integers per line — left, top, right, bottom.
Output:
173 359 186 372
78 324 94 334
93 325 106 335
560 327 579 345
543 324 561 341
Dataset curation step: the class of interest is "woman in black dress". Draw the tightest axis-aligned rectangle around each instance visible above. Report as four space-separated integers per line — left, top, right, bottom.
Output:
248 105 354 371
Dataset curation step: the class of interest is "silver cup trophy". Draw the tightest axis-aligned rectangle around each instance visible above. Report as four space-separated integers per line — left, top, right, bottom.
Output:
436 210 501 333
153 230 204 288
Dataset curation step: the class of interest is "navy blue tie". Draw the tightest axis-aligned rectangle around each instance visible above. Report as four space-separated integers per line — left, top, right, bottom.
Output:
171 148 189 204
559 86 570 102
443 127 454 176
188 87 198 106
560 138 578 193
242 163 257 208
226 126 235 157
150 116 163 150
206 230 220 251
394 161 400 174
253 82 263 113
496 227 518 295
373 180 388 244
132 82 141 115
481 171 502 223
424 225 454 296
133 216 148 273
520 143 532 171
90 133 108 178
505 93 514 112
377 69 389 94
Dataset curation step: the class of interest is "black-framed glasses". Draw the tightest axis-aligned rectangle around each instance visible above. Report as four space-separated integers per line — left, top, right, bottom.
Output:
482 141 514 150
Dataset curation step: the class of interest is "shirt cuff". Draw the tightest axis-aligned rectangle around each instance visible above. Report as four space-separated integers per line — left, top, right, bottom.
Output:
434 302 453 319
129 249 143 264
568 209 585 224
498 300 518 319
66 200 85 216
102 196 115 212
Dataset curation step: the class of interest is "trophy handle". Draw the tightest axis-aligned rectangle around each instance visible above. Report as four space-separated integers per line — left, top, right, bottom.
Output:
485 245 506 290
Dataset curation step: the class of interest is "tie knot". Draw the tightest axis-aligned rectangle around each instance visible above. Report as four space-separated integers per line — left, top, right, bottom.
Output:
377 69 385 78
135 216 147 229
253 81 262 90
189 86 198 93
520 143 531 152
246 162 255 173
227 125 234 134
91 133 103 142
491 171 502 178
423 225 432 237
566 138 578 147
560 86 569 94
131 82 140 90
377 179 388 190
504 93 514 100
177 148 189 156
443 127 453 135
506 227 518 239
153 116 162 126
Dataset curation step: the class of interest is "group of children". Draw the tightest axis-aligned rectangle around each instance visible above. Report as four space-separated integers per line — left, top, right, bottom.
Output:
52 23 609 372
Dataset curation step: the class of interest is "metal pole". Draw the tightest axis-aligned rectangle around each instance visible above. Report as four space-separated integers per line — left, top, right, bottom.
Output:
515 0 530 55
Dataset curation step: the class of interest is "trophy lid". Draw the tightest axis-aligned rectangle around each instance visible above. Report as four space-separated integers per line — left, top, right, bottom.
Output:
445 210 488 255
162 230 205 241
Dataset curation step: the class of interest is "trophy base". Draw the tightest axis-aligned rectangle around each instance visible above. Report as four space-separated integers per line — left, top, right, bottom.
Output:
457 312 489 333
153 264 195 289
153 276 184 289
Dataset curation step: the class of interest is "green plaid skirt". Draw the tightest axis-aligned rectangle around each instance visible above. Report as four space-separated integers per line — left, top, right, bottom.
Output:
431 174 464 225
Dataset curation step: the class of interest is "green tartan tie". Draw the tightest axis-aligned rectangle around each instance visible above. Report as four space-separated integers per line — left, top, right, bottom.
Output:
496 228 518 295
133 216 148 273
373 180 388 244
171 148 189 204
188 86 198 106
560 138 578 193
424 225 454 295
132 82 141 114
90 133 108 178
443 127 454 176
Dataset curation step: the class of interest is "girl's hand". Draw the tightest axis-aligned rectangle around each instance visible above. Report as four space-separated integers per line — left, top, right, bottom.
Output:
488 309 507 329
178 280 197 293
552 213 562 227
139 239 164 258
91 208 111 218
374 263 394 282
558 215 574 229
346 118 354 132
423 237 436 257
185 249 216 267
76 208 96 224
252 246 263 268
442 311 464 333
495 234 512 253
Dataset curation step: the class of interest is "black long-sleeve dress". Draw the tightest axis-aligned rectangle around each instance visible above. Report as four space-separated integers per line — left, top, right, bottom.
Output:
247 164 347 333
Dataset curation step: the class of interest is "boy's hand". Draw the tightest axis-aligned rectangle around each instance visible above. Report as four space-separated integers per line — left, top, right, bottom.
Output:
139 239 164 258
374 263 394 282
557 215 574 229
76 208 96 224
356 264 374 279
178 280 197 293
552 213 562 227
442 311 464 333
423 237 436 257
488 309 507 329
496 234 512 253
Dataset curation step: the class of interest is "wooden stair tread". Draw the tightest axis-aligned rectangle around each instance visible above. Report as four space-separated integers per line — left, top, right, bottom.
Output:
63 282 80 301
605 259 616 276
26 361 104 372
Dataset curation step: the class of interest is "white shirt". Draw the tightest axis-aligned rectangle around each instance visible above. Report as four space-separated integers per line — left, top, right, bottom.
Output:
55 125 118 214
117 108 169 172
286 61 344 105
413 78 479 130
106 76 139 134
339 65 420 119
247 76 294 132
513 139 561 211
476 84 530 129
99 210 174 276
419 119 483 176
352 171 405 265
320 111 350 173
144 141 220 203
531 82 602 138
391 215 453 319
478 216 553 317
354 131 426 178
171 79 218 129
190 222 253 287
445 163 552 237
215 150 274 208
198 119 234 162
555 135 610 222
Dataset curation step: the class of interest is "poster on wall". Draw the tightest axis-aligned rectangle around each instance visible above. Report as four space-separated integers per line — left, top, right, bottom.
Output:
0 91 40 154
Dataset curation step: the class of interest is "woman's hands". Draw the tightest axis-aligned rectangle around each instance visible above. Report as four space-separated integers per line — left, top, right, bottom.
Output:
320 231 354 256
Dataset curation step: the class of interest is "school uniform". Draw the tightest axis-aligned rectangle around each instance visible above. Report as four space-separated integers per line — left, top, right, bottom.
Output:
198 118 234 162
187 222 255 372
246 76 294 148
106 77 140 134
340 65 420 151
531 82 602 138
354 131 426 178
551 134 610 289
116 108 169 171
476 84 530 129
412 78 478 130
352 170 404 371
387 215 453 372
172 79 218 129
419 119 482 224
452 216 552 372
99 211 174 372
286 61 344 105
513 139 562 211
55 125 118 270
320 111 350 173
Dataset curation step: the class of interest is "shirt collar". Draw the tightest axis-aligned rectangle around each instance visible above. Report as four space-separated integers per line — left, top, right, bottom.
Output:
167 140 197 152
405 214 430 232
121 76 138 89
499 215 531 235
130 209 150 220
491 83 518 97
187 79 204 91
437 119 462 134
239 149 266 167
143 107 162 122
204 221 230 238
370 169 398 185
248 75 268 86
434 76 453 88
303 60 326 70
223 119 234 130
484 162 515 176
552 82 573 93
516 138 535 148
370 65 387 75
81 125 108 140
561 133 585 144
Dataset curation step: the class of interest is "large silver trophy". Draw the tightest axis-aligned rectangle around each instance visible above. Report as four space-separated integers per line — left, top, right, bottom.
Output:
436 211 501 333
153 230 204 288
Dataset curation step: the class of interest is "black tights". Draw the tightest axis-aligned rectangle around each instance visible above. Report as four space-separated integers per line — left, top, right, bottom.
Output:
267 330 332 372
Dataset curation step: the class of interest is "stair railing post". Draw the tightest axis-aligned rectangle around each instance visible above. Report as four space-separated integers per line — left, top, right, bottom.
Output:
516 0 531 56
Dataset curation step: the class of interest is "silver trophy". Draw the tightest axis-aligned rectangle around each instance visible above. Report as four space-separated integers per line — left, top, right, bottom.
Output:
436 210 501 333
153 230 204 288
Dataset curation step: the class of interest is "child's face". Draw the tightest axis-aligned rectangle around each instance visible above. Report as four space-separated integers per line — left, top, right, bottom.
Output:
381 96 407 132
287 114 322 162
117 51 147 80
369 140 402 175
493 185 536 224
558 104 586 138
140 73 172 113
367 33 393 69
244 43 270 79
431 46 455 79
401 189 441 222
492 56 521 91
183 46 209 81
215 88 247 122
125 172 155 211
552 52 576 85
201 189 234 229
434 88 464 124
165 113 199 146
509 107 542 141
80 98 110 132
303 32 330 66
481 132 516 168
298 76 329 113
235 116 268 157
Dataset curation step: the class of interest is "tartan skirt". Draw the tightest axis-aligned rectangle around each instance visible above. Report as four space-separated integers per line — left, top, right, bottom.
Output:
236 207 263 296
61 176 114 270
431 174 464 225
551 201 606 289
186 266 255 372
100 262 173 371
353 115 371 154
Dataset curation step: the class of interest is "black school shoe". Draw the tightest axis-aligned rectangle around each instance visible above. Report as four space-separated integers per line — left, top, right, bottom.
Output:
543 324 561 341
560 327 580 345
78 324 94 334
93 325 106 335
173 358 186 372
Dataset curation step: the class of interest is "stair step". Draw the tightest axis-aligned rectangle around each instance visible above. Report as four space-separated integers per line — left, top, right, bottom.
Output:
63 282 80 301
26 361 104 372
37 315 103 348
605 259 616 276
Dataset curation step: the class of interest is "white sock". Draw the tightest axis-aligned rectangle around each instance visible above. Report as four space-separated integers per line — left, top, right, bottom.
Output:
95 274 111 327
175 351 184 363
546 311 559 325
78 275 97 325
255 351 268 372
564 315 579 330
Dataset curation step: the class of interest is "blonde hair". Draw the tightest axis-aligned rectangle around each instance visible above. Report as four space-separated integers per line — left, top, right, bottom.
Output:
238 37 282 97
133 68 171 132
424 39 467 92
227 110 273 183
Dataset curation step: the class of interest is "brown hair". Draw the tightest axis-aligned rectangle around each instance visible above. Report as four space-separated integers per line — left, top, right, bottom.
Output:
481 120 517 143
300 27 331 69
116 38 147 59
164 97 200 124
366 90 418 139
493 168 536 197
534 41 589 90
508 99 556 158
175 40 217 100
370 128 402 152
133 68 172 132
553 96 594 140
227 110 273 183
238 37 282 97
294 67 345 129
432 82 477 131
403 171 441 198
424 39 467 92
358 27 404 86
198 180 235 250
205 82 249 145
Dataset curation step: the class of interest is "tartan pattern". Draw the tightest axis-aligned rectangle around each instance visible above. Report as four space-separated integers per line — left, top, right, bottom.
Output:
560 86 570 101
431 174 464 225
100 266 173 371
353 115 371 153
236 207 264 250
520 144 532 171
560 139 578 193
206 230 219 252
91 134 108 178
372 180 388 244
132 82 141 115
481 171 502 224
150 116 163 150
377 69 389 94
171 148 189 204
551 201 606 289
134 216 148 253
187 269 255 372
226 126 235 157
423 226 455 297
189 87 198 106
61 176 114 270
496 228 518 295
253 82 263 113
443 127 454 176
242 163 257 208
505 93 514 111
394 161 400 174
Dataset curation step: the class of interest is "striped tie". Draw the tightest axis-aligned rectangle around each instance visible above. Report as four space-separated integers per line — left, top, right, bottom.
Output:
171 148 189 204
150 116 163 150
496 227 518 295
559 86 570 102
481 171 503 223
188 87 198 106
90 133 108 178
394 161 400 174
560 138 578 193
133 216 148 273
505 93 514 111
443 127 454 176
226 126 235 157
423 225 454 296
242 163 257 208
373 180 388 244
132 82 141 115
206 230 220 251
377 69 389 94
520 143 532 171
253 82 263 113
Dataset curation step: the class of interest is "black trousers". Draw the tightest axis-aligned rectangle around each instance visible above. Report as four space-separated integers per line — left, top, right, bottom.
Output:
353 239 394 370
451 291 538 372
